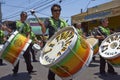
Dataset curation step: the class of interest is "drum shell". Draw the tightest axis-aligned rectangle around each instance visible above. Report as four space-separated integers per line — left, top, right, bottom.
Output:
50 37 92 78
40 27 93 79
99 32 120 67
86 37 99 55
107 57 120 67
0 31 31 66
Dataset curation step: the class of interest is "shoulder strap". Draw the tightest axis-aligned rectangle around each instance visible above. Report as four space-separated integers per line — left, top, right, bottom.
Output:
49 18 61 31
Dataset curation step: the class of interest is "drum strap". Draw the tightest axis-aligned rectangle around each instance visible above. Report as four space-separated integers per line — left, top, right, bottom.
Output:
49 17 61 31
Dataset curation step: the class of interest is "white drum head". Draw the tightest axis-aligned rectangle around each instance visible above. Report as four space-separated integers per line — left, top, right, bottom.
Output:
40 26 78 66
32 44 41 51
86 36 98 46
99 32 120 59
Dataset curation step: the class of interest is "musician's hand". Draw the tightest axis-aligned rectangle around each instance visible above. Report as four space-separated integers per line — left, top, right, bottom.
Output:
102 35 106 39
2 25 7 30
30 9 35 15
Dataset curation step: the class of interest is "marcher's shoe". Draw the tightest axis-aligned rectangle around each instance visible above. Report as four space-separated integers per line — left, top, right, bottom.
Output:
100 72 107 76
33 60 39 62
12 72 17 76
0 63 3 65
28 70 37 74
108 71 118 75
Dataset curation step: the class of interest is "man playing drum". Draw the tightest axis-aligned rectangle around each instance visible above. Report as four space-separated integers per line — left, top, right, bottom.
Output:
43 4 73 80
29 27 42 62
73 22 86 38
94 17 118 76
0 24 7 65
3 11 37 75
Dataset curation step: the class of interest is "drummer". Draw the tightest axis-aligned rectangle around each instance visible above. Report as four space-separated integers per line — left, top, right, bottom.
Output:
0 24 6 65
73 22 86 39
29 27 43 62
42 4 73 80
3 11 37 75
94 17 118 76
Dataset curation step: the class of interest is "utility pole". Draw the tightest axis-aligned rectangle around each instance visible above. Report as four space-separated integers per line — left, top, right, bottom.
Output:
0 0 5 23
0 2 2 23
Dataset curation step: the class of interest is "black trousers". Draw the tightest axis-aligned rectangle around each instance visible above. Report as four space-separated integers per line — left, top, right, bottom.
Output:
0 59 3 65
48 69 73 80
100 56 115 73
30 43 36 61
12 44 33 73
48 69 55 80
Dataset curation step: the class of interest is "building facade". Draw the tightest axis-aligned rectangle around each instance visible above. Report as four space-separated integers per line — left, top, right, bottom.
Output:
71 0 120 33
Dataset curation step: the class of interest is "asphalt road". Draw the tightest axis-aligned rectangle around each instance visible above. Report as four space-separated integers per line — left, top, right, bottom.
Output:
0 53 120 80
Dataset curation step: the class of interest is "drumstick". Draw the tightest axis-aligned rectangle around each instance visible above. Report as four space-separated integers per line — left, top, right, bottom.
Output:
95 28 105 39
30 9 46 34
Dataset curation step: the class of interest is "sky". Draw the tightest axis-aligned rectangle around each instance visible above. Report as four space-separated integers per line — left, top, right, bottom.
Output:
1 0 112 25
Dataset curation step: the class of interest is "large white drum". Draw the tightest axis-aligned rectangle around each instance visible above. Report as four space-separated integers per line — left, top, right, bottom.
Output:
40 26 93 80
99 32 120 67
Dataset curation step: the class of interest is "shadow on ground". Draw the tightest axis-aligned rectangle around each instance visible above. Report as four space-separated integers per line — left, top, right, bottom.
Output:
94 72 120 80
0 72 32 80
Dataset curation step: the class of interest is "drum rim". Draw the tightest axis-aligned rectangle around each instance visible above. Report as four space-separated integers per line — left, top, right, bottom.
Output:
32 44 41 51
0 31 18 57
40 26 79 66
99 32 120 59
0 44 4 57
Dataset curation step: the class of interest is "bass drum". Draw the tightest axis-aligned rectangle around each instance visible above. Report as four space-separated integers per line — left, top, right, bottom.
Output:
99 32 120 67
86 36 99 55
40 26 93 80
0 31 32 66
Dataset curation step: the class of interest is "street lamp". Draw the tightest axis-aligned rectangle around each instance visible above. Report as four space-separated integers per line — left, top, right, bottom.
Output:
84 0 96 12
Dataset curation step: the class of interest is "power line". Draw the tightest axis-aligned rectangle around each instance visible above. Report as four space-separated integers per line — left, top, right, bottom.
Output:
2 0 54 20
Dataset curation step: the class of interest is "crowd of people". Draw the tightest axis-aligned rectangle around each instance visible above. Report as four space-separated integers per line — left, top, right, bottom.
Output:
0 3 119 80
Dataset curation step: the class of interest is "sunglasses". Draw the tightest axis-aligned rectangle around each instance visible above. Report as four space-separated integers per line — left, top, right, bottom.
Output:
53 9 61 12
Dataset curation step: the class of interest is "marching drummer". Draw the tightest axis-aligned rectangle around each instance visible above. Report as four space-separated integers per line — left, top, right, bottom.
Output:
0 23 6 65
94 17 118 76
42 4 73 80
73 22 86 38
3 11 37 75
29 27 42 62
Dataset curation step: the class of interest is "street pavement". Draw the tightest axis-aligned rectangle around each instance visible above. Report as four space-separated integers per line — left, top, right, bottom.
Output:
0 53 120 80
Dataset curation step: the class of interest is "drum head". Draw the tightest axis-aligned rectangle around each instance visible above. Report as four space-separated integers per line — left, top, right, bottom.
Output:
99 32 120 59
0 45 4 51
86 36 98 46
32 44 41 51
40 26 78 66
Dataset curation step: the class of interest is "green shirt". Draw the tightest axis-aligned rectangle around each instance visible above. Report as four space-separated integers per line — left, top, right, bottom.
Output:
99 26 110 36
16 21 30 37
30 31 36 43
0 30 5 44
76 28 83 36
